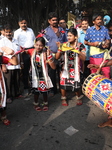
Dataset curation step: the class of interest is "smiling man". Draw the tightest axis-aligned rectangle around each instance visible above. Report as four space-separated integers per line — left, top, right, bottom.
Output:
0 24 21 103
84 13 111 78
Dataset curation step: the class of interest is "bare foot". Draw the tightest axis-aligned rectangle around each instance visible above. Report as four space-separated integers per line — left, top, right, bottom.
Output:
98 119 112 127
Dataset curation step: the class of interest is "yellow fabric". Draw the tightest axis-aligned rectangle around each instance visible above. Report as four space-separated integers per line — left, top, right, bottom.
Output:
90 46 110 59
59 43 80 54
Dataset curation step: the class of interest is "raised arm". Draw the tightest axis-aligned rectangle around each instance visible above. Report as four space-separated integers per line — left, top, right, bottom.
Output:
47 48 56 70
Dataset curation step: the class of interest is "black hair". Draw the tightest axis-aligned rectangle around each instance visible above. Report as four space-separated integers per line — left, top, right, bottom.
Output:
4 24 13 31
18 17 27 22
68 28 77 36
59 17 66 22
48 12 58 20
81 17 89 23
35 37 45 46
92 13 102 21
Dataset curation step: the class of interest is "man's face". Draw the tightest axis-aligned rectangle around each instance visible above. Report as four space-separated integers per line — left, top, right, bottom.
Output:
59 20 66 29
108 26 112 39
19 20 27 30
5 29 13 40
48 17 58 27
93 16 103 26
81 21 89 30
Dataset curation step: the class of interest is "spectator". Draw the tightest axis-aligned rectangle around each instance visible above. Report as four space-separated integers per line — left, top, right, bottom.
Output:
14 17 35 97
78 18 90 79
59 18 68 38
0 24 22 103
44 12 67 96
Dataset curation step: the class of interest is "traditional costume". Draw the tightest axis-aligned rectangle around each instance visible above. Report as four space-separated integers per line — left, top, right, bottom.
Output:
0 56 11 125
27 49 53 93
58 42 85 91
0 56 12 107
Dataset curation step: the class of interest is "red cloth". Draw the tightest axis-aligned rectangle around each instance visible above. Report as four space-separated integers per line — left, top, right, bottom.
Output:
27 48 34 56
2 56 9 64
90 57 110 78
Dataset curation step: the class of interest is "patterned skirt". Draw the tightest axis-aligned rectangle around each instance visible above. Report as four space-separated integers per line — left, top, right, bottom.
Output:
31 80 50 94
60 68 81 91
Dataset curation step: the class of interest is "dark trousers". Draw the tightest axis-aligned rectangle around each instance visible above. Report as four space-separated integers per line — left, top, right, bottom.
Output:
3 69 20 98
48 58 61 94
83 60 90 79
22 52 31 89
48 66 57 94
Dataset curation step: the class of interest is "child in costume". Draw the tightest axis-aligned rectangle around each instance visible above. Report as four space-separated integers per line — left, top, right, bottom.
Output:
56 28 86 106
24 37 56 111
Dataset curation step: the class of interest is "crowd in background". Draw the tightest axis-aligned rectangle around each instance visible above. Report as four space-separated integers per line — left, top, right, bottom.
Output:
0 9 112 127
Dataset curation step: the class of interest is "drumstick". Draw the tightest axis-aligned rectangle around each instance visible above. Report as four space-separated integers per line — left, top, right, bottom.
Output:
96 46 112 74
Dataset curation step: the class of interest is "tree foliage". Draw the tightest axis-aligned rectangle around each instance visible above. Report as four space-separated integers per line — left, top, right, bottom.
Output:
0 0 70 35
0 0 112 35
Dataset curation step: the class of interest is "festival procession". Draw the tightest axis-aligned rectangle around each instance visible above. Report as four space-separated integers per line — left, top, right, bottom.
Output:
0 0 112 149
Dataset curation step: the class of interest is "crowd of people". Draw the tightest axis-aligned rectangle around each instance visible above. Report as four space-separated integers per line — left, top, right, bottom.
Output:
0 11 112 127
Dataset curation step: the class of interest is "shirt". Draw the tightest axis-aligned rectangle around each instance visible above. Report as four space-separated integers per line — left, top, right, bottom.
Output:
0 37 20 69
78 30 90 60
65 28 69 39
85 25 110 42
0 35 5 40
44 26 67 53
14 27 35 48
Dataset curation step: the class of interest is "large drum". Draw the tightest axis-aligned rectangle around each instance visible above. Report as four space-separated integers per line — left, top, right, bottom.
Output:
82 73 112 116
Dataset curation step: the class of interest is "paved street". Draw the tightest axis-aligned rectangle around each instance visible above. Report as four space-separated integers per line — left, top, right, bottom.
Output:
0 91 112 150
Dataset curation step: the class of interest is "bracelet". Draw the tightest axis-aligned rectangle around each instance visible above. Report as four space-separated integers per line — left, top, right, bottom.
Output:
58 49 63 53
47 54 53 61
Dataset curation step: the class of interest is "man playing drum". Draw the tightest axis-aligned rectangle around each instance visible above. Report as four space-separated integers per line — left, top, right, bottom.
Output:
85 19 112 128
88 59 112 127
84 13 111 78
